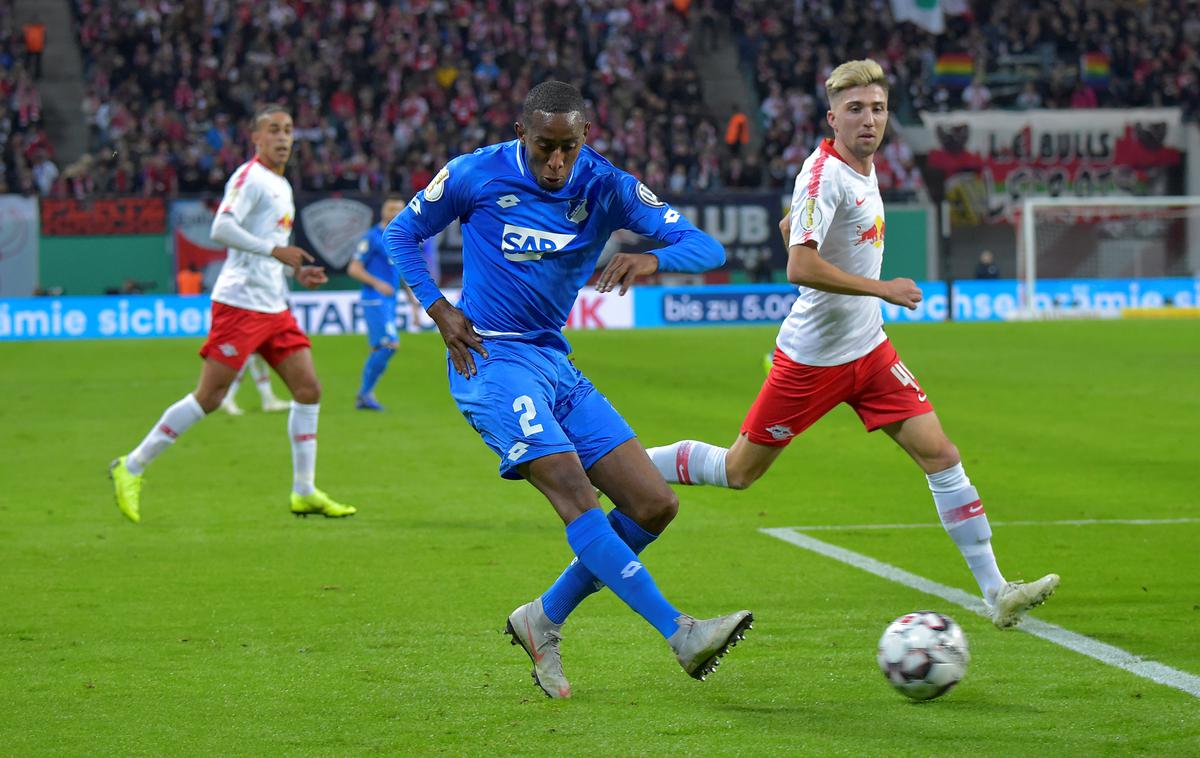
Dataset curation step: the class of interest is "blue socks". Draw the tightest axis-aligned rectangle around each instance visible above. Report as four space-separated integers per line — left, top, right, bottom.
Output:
550 508 679 638
358 347 395 397
542 509 657 623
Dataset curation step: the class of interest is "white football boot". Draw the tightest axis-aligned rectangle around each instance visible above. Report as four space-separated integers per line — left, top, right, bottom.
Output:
505 598 571 699
988 574 1060 629
667 610 753 680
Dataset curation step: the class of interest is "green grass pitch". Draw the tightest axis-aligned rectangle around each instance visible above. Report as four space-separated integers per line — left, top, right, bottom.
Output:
2 320 1198 755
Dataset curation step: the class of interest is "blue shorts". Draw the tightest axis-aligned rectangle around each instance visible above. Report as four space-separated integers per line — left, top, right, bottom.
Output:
361 300 399 348
448 339 636 480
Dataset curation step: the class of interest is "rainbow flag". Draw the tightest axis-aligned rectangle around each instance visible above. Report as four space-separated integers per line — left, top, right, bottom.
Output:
933 53 973 88
1081 52 1110 88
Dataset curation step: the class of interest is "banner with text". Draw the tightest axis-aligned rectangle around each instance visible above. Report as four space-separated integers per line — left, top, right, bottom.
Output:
921 109 1184 224
0 287 633 341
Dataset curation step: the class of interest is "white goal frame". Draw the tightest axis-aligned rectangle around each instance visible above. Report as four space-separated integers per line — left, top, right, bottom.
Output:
1018 195 1200 313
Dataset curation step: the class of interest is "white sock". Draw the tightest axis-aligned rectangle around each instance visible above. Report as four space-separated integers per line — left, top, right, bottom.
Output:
289 401 319 496
127 394 206 475
249 356 277 402
646 440 728 486
928 463 1006 599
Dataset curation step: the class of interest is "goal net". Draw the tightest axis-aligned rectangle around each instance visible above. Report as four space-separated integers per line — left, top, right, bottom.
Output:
1016 197 1200 317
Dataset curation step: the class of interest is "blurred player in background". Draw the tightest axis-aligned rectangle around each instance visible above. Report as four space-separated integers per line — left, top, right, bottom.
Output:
109 105 356 522
647 60 1059 629
346 194 420 411
386 81 752 699
219 353 291 415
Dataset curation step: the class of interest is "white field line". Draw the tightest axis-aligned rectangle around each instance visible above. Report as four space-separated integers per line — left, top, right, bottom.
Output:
760 526 1200 699
782 517 1200 532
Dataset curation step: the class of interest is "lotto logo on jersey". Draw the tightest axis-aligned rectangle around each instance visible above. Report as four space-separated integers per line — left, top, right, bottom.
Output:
501 224 577 261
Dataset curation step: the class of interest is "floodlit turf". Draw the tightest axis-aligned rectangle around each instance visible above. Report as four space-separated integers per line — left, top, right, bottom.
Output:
2 320 1198 755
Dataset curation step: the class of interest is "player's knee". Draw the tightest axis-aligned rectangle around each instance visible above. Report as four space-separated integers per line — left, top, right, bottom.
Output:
725 464 761 491
291 378 322 404
924 441 960 474
647 486 679 523
193 388 225 414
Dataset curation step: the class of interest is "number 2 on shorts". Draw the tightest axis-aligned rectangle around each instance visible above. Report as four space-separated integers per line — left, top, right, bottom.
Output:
512 395 544 435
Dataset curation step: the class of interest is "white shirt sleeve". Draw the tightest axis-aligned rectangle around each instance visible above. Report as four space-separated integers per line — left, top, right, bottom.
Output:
788 159 843 249
210 172 274 256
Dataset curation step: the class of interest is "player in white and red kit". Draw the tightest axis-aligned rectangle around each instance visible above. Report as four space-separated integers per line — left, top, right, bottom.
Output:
647 60 1058 629
109 106 355 522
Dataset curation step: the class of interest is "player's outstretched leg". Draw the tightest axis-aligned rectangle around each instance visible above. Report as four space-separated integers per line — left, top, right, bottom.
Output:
558 506 752 681
220 365 247 416
989 574 1060 629
646 440 729 486
668 611 754 680
111 393 206 522
356 347 395 411
248 355 289 412
505 597 571 699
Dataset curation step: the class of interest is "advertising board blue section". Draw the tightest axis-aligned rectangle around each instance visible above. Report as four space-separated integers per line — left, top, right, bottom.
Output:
635 282 951 327
2 278 1197 341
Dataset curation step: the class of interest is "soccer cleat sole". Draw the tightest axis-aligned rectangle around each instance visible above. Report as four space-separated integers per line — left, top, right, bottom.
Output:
291 510 356 519
504 619 555 699
688 613 754 681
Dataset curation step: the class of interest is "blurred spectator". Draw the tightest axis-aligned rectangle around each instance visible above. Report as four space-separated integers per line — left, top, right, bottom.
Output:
30 147 58 195
22 17 45 80
176 263 203 295
975 250 1000 279
962 74 992 110
1016 81 1043 110
724 106 750 157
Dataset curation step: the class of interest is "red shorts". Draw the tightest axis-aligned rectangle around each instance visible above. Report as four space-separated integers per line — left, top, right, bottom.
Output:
740 339 933 446
199 302 311 369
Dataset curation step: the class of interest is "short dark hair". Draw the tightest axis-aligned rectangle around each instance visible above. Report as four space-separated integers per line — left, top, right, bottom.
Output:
252 104 290 130
522 81 585 121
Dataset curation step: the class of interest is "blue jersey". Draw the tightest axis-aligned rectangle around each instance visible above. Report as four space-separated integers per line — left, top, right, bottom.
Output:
354 225 400 303
384 140 724 352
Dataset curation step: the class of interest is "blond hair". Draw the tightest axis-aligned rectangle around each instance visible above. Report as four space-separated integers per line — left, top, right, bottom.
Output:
825 59 888 103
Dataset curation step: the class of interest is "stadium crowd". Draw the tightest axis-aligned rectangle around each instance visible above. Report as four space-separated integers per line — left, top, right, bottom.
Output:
59 0 725 198
734 0 1200 192
5 1 1198 200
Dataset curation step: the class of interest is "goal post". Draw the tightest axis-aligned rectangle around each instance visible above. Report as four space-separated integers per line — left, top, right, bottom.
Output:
1017 196 1200 316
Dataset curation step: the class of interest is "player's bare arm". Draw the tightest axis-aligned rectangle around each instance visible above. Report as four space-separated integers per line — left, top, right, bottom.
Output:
427 298 488 377
347 258 395 296
271 245 313 271
596 252 659 295
780 216 922 309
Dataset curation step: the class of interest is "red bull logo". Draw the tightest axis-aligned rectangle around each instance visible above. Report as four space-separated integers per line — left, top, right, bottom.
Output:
854 215 885 248
277 213 294 231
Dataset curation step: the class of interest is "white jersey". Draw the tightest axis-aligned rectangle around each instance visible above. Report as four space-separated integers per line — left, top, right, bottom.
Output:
210 158 295 313
778 139 887 366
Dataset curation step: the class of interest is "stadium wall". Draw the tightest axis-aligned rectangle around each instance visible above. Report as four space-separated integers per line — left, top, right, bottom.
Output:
3 278 1197 341
39 235 172 295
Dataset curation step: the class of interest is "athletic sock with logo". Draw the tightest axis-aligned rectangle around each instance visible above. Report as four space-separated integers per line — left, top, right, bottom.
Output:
541 509 657 624
126 394 206 475
929 463 1006 599
562 508 680 638
289 401 319 496
645 440 729 486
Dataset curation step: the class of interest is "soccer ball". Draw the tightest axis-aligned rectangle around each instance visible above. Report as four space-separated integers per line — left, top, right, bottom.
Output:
877 611 969 701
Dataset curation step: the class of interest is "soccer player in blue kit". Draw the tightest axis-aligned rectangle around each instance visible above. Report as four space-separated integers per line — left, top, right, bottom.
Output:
385 81 753 699
347 194 420 410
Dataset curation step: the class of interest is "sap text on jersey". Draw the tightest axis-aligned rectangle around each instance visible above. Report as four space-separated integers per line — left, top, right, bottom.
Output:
501 224 578 261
